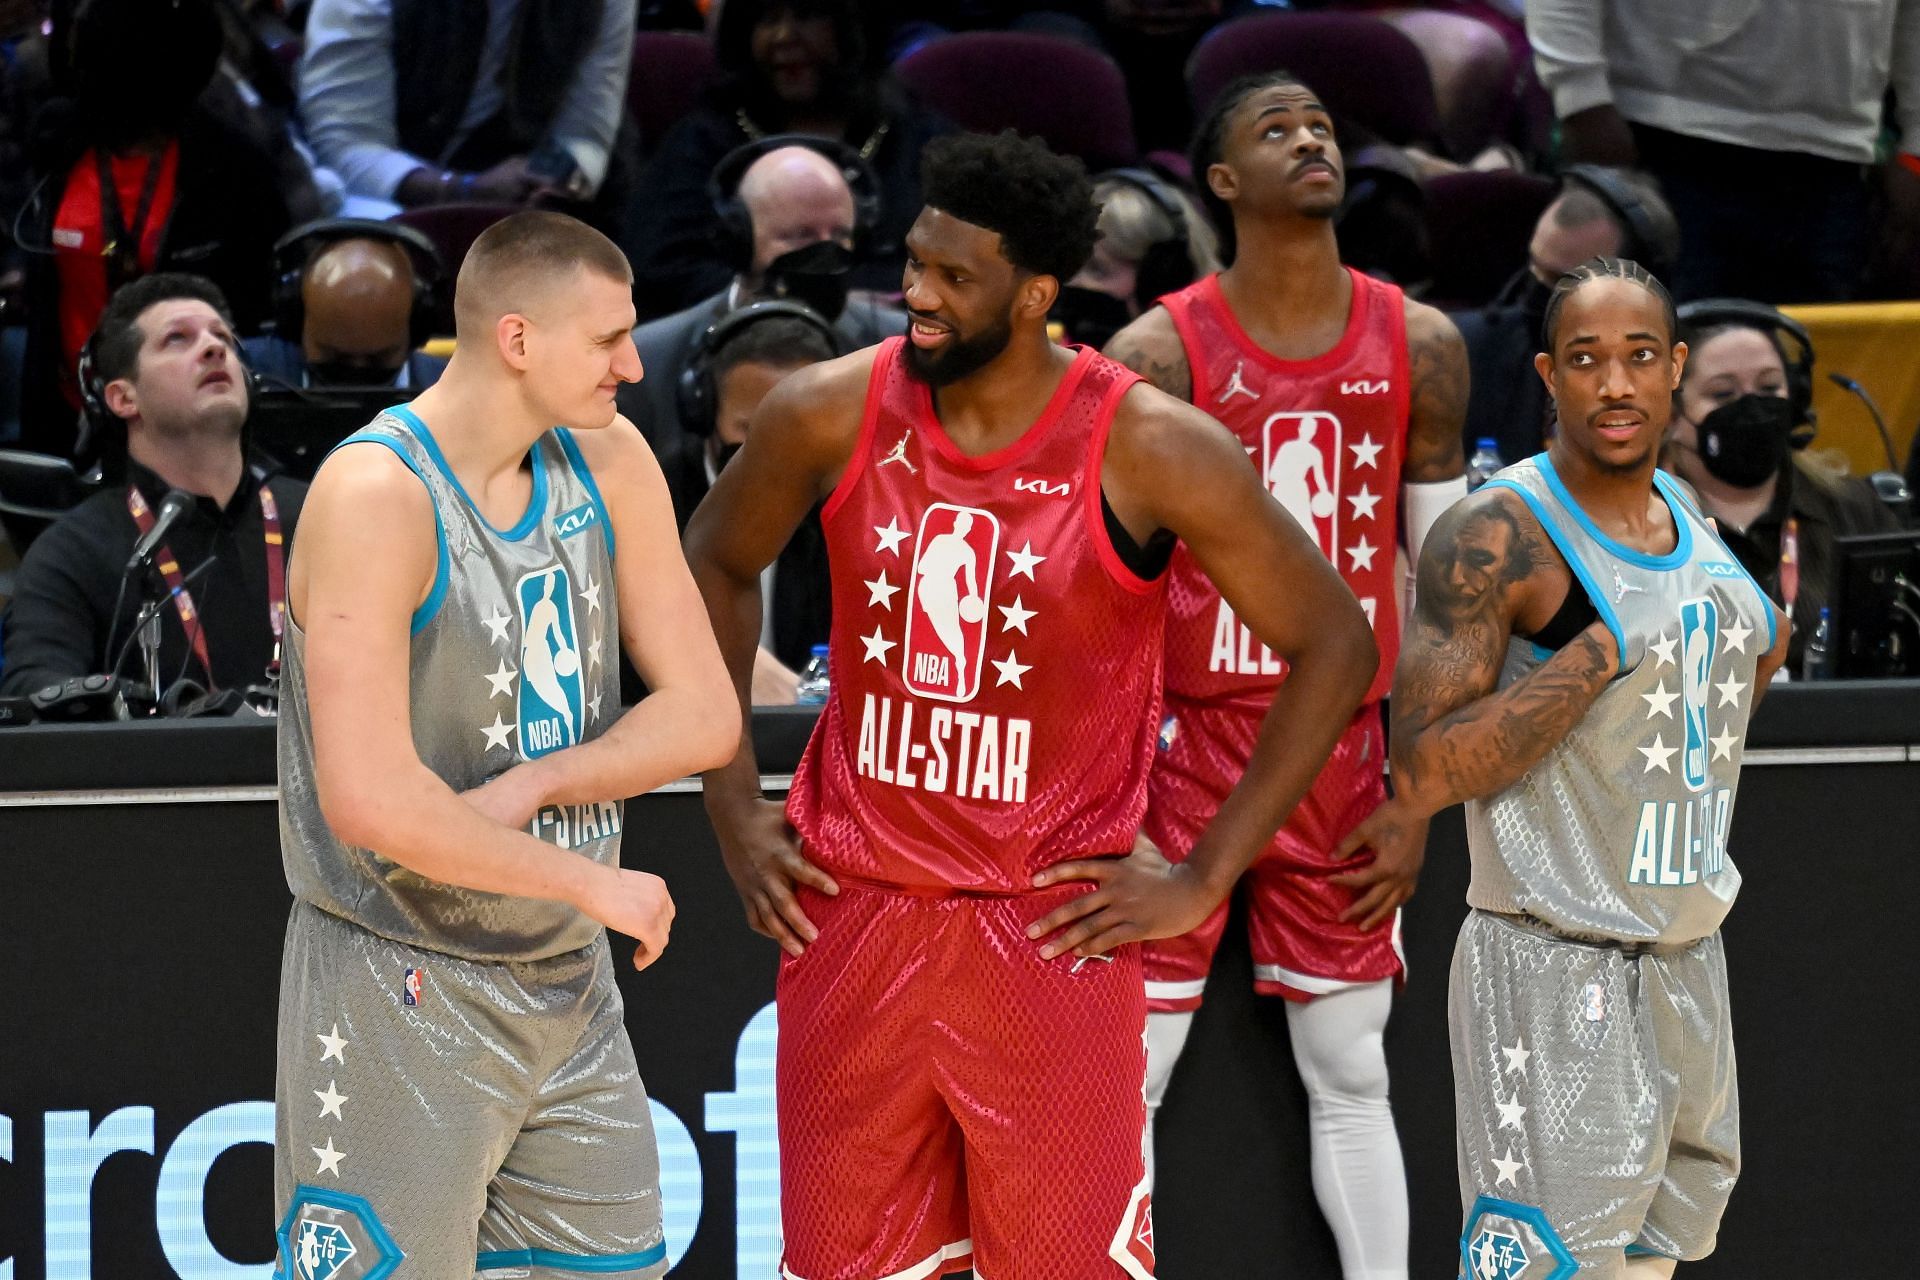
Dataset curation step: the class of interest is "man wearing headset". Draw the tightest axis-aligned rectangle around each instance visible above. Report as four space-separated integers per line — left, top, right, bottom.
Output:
618 139 904 456
243 220 450 390
1 273 306 699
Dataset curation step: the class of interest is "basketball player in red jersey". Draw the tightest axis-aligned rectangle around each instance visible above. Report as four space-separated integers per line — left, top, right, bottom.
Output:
685 131 1377 1280
1105 72 1470 1280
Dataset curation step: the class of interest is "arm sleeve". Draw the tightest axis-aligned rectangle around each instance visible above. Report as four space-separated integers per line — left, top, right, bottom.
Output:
1403 476 1470 570
1525 0 1614 120
0 525 113 697
551 0 637 193
298 0 430 200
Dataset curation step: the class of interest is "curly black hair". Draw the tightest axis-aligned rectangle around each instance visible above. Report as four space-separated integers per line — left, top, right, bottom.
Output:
920 131 1099 283
1541 256 1676 354
1188 69 1312 265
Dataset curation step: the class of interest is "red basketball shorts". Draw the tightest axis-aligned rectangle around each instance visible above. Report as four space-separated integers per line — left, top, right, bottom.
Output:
1141 701 1404 1012
776 880 1156 1280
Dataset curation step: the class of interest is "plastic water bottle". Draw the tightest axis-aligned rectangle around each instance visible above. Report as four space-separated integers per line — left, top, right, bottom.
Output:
1466 437 1504 490
1800 606 1833 681
796 644 831 704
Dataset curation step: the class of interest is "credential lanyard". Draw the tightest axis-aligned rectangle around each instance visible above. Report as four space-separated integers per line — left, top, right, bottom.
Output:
126 482 286 688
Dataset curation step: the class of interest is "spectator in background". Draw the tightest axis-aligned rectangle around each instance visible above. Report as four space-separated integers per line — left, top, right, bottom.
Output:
298 0 638 229
0 274 307 699
16 0 290 461
1664 304 1901 673
1053 165 1219 349
1527 0 1920 302
1455 166 1677 464
653 302 839 705
626 0 954 318
243 220 448 390
620 139 904 451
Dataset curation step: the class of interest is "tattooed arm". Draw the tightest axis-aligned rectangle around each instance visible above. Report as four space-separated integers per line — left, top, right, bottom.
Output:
1403 300 1468 484
1104 306 1193 403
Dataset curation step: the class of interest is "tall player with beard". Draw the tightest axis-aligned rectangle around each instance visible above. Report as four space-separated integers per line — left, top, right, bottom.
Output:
685 132 1377 1280
1104 71 1469 1280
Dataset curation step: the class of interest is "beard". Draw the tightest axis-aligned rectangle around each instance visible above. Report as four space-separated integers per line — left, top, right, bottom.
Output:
902 312 1014 388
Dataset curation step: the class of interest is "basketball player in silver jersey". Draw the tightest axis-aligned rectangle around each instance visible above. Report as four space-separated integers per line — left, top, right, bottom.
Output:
1345 259 1789 1278
274 211 738 1278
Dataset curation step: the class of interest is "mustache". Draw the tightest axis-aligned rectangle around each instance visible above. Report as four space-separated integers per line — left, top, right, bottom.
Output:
1587 402 1650 424
1292 155 1338 178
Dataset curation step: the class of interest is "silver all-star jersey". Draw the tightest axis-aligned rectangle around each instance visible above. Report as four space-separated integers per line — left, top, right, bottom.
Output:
279 405 625 961
1467 454 1775 945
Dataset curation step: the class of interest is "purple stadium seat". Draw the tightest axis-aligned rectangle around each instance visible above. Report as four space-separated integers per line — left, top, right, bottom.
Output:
1422 170 1556 310
1186 13 1439 147
391 203 522 274
893 32 1137 169
628 30 719 152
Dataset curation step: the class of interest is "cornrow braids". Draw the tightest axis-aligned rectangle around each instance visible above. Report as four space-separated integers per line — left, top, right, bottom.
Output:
1188 69 1310 265
1541 255 1677 354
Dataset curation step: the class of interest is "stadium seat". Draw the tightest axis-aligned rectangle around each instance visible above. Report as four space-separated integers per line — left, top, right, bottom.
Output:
1423 170 1555 310
894 32 1137 170
391 203 521 277
628 30 719 154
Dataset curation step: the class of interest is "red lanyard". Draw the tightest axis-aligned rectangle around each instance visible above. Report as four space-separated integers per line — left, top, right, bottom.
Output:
1778 516 1800 615
126 481 286 688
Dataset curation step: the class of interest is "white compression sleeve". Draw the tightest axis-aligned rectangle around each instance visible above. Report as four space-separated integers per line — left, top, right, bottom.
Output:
1403 475 1469 571
1141 1009 1195 1190
1286 980 1408 1280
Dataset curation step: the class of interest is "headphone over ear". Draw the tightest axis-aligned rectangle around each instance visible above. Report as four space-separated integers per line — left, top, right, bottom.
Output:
1562 165 1679 285
706 133 883 274
271 217 448 351
678 300 842 438
1675 297 1819 447
1097 166 1200 309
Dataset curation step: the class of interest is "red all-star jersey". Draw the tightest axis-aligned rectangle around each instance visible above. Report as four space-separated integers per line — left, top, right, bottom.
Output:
786 338 1167 894
1158 269 1410 710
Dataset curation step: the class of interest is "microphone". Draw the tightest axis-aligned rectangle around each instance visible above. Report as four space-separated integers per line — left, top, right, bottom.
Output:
124 488 196 574
1826 371 1902 471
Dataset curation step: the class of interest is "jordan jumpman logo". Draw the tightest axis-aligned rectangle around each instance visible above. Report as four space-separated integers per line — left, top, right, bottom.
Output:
1218 359 1259 404
878 432 918 474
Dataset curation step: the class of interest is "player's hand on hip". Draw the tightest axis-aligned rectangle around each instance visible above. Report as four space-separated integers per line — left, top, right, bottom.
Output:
583 867 676 970
1331 797 1429 932
716 797 839 957
1027 838 1215 960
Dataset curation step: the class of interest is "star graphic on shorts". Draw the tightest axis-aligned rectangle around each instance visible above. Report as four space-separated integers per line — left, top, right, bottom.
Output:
1496 1092 1527 1131
1715 674 1747 708
1346 536 1377 572
587 690 603 723
1500 1038 1530 1075
483 608 513 645
861 627 896 665
1711 727 1738 761
991 650 1031 689
1721 618 1752 655
317 1024 348 1064
873 517 910 556
312 1137 346 1178
1648 632 1677 668
999 595 1036 635
1638 734 1676 774
314 1080 348 1121
1640 679 1678 720
1348 433 1382 470
1346 484 1380 521
481 713 514 752
587 633 603 671
1006 541 1047 580
580 574 602 615
1492 1147 1523 1187
485 659 518 699
864 570 900 610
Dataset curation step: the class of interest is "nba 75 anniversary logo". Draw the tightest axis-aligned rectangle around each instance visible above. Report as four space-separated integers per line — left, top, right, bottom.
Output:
902 503 1001 703
516 566 584 758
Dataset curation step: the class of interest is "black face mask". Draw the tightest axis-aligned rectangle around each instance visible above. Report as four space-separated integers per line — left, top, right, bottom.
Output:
1050 285 1134 350
306 359 404 389
1694 394 1798 489
762 240 853 321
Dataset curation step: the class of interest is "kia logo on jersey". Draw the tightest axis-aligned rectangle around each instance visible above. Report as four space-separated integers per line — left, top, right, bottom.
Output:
902 503 1001 703
1262 411 1342 558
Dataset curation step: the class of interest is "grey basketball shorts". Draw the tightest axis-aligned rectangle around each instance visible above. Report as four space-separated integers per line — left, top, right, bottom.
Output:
1449 910 1738 1279
274 899 668 1280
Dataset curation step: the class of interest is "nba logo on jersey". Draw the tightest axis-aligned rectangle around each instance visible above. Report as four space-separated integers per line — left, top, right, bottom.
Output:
294 1217 357 1280
516 566 585 759
1466 1225 1527 1280
402 968 424 1006
1261 411 1342 558
902 503 1001 703
1679 597 1720 792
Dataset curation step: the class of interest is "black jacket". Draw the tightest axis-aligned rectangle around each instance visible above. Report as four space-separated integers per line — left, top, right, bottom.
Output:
18 106 292 459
